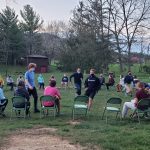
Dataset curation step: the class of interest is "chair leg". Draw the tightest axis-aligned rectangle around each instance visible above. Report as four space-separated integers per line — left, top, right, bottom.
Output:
24 109 26 119
102 108 106 120
10 109 13 121
137 112 140 124
54 108 56 119
72 109 75 120
85 109 88 117
116 112 119 119
106 110 108 124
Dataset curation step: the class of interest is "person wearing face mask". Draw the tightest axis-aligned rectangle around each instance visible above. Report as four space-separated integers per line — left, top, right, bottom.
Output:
25 63 40 113
70 68 83 96
84 69 100 110
16 75 24 85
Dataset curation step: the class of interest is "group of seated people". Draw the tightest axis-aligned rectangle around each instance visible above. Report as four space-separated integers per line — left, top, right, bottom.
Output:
0 78 61 117
0 70 150 120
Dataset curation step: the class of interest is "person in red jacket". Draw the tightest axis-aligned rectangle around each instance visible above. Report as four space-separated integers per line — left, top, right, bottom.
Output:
105 74 115 90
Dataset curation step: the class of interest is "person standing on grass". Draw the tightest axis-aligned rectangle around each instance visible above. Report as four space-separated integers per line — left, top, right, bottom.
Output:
25 63 40 113
84 69 100 110
0 80 8 117
37 74 45 90
70 68 83 96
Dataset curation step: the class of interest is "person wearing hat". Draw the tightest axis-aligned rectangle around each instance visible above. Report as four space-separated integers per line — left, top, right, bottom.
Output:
25 63 40 113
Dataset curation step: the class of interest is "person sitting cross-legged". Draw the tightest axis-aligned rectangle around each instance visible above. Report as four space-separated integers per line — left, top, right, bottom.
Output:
44 80 61 115
0 80 8 117
14 81 30 115
99 74 105 90
122 82 150 118
105 74 115 90
6 75 14 91
61 74 69 88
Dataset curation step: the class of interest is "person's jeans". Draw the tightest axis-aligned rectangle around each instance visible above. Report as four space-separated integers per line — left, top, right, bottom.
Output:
39 83 44 89
74 83 81 95
122 99 136 118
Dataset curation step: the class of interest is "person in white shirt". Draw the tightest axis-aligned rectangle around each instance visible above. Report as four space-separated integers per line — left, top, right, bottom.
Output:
6 75 14 91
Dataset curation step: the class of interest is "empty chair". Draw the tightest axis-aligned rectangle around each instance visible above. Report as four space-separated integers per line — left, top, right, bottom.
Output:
102 97 122 123
72 95 89 120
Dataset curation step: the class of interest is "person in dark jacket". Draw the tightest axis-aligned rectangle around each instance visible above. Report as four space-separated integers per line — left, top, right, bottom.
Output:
14 81 30 115
70 68 83 96
85 69 100 110
124 71 133 95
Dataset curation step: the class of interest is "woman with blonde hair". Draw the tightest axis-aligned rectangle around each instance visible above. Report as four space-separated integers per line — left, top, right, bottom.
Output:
122 82 150 118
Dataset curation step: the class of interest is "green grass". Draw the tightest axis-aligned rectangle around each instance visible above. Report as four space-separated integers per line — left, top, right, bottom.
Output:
0 65 150 150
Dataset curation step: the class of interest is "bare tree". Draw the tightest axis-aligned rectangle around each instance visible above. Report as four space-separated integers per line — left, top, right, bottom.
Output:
120 0 150 70
41 21 68 64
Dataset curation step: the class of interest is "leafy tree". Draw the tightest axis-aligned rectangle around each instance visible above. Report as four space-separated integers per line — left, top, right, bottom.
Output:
60 0 115 72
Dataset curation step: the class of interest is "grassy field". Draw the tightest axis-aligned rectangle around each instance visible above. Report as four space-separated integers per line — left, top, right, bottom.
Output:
0 65 150 150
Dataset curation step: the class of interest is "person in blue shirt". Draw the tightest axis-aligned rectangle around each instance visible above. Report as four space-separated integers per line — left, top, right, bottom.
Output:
0 80 8 117
84 69 100 110
25 63 40 113
37 74 44 90
70 68 83 96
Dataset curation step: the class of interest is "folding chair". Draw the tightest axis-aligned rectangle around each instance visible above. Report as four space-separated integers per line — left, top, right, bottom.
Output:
131 98 150 124
11 96 29 119
72 95 89 120
40 95 57 118
102 97 122 123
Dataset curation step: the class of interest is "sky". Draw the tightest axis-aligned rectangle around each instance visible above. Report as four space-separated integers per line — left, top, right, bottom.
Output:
0 0 80 24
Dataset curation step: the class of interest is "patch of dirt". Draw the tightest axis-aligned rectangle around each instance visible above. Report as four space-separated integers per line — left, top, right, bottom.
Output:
68 120 81 125
0 126 87 150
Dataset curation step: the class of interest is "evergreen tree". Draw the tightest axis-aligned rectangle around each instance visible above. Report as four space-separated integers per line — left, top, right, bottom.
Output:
0 6 24 65
20 4 43 55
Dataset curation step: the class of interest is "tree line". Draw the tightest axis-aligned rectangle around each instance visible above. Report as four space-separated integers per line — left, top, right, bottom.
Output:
0 0 150 73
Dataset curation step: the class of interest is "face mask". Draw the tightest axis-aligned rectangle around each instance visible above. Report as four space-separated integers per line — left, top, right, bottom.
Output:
32 68 35 71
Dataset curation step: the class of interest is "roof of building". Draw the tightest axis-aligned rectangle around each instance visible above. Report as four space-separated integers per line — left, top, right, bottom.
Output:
27 55 48 59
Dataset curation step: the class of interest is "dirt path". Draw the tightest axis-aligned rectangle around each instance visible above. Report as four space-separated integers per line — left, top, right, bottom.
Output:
0 126 87 150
